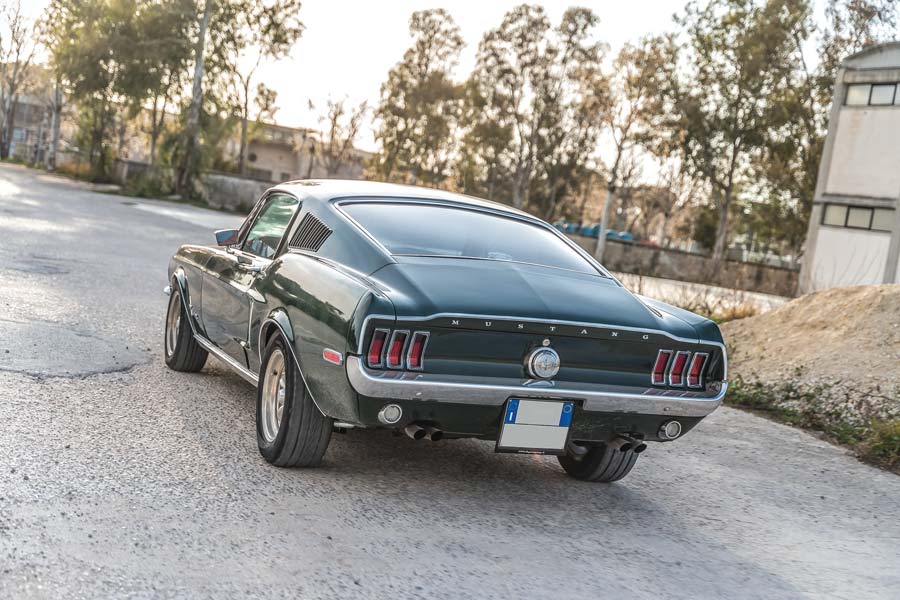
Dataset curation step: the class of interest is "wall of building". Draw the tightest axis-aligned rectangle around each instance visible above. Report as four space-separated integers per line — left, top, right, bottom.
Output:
567 234 798 297
809 227 891 289
826 108 900 198
199 173 272 212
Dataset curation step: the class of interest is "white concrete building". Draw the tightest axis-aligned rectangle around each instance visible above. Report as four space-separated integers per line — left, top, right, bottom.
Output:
799 42 900 293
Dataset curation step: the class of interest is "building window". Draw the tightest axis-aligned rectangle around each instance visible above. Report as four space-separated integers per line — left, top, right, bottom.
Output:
846 84 871 105
821 203 894 232
872 208 895 232
870 84 896 105
846 206 872 228
845 82 900 106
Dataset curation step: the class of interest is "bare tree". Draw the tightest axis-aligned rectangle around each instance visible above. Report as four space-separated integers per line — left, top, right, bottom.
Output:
0 0 37 160
595 36 673 261
316 98 367 177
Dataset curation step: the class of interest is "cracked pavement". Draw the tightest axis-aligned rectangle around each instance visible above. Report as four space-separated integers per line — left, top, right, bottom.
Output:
1 163 899 599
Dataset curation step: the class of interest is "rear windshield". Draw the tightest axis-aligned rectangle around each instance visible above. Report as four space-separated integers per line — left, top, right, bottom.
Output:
341 202 601 276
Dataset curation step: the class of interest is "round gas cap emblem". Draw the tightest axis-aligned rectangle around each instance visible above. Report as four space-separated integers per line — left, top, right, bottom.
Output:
526 347 561 379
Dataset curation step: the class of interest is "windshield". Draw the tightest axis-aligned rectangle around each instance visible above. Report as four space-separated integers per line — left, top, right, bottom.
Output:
341 201 602 276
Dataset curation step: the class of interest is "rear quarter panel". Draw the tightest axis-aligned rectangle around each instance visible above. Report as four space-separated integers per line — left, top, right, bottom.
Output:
254 252 391 422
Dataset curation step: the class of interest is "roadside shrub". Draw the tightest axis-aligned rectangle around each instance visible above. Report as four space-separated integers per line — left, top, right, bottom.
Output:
861 419 900 469
727 377 899 472
124 169 173 198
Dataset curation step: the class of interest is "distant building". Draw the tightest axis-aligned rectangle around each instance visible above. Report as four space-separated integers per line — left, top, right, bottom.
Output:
799 42 900 292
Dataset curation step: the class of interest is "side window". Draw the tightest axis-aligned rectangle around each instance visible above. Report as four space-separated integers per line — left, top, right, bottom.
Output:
241 193 300 259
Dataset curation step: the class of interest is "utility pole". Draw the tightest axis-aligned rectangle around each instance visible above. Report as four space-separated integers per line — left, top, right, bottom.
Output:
176 0 213 196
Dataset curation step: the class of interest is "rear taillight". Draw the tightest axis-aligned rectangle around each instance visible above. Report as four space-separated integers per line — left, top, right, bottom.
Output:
652 349 709 388
687 353 708 388
668 351 690 386
652 350 673 385
406 331 429 371
367 328 430 372
386 331 409 369
367 329 389 368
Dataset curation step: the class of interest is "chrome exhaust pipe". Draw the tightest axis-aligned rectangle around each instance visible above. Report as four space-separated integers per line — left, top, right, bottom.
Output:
606 437 632 452
617 435 648 454
404 424 426 441
424 426 443 442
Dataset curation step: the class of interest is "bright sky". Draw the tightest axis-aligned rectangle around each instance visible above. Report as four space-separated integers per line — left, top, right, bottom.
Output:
260 0 688 150
24 1 688 152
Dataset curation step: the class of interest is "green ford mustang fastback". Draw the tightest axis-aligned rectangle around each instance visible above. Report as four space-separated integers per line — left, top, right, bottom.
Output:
164 180 727 482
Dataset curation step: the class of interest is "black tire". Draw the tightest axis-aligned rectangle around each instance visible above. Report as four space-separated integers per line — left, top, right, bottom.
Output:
557 442 639 482
164 285 208 372
256 335 332 467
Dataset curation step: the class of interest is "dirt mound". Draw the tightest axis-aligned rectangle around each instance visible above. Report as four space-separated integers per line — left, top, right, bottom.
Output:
723 284 900 424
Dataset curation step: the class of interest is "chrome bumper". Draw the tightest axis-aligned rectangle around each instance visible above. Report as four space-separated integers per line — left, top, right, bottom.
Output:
345 357 726 418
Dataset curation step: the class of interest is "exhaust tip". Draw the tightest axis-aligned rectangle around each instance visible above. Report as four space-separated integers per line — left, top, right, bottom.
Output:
378 404 403 425
425 426 444 442
633 442 648 454
404 424 426 440
659 420 683 441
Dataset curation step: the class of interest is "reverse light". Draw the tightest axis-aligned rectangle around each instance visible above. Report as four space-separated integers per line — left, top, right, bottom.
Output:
368 329 389 368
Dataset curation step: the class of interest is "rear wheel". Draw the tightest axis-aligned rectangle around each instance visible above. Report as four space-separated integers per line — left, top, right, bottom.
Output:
257 335 332 467
164 285 207 372
558 442 639 482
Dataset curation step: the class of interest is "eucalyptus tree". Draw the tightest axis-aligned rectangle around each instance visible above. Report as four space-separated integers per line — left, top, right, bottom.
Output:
657 0 800 261
463 6 607 214
218 0 303 176
315 97 367 177
595 35 676 260
372 9 464 186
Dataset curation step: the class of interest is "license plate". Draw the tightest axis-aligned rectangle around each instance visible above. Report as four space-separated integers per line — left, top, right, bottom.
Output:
496 399 573 454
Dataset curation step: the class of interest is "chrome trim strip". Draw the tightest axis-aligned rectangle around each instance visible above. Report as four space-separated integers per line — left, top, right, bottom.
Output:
357 312 728 382
345 357 725 418
193 334 259 386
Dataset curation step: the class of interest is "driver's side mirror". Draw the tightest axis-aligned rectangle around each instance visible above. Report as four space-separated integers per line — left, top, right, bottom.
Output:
215 228 240 247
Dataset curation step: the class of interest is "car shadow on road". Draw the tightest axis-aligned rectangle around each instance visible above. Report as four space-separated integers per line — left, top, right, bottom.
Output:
170 364 804 599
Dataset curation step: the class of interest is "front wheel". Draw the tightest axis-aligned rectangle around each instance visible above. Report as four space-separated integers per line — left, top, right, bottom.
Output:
164 285 208 372
557 442 639 482
257 335 332 467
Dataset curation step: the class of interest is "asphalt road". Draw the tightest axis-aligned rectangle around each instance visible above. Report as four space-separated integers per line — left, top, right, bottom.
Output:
1 163 898 599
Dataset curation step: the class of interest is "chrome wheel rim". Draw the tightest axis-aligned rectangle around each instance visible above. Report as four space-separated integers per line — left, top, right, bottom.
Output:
261 349 287 443
165 292 181 358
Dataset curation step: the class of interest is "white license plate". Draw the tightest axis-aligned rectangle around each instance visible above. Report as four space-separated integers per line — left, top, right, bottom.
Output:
496 399 573 454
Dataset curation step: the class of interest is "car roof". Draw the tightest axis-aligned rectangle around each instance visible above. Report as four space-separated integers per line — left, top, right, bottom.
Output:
271 179 535 220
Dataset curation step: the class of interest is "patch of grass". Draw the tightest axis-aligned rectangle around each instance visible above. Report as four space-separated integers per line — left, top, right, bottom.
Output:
726 377 898 472
863 420 900 469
